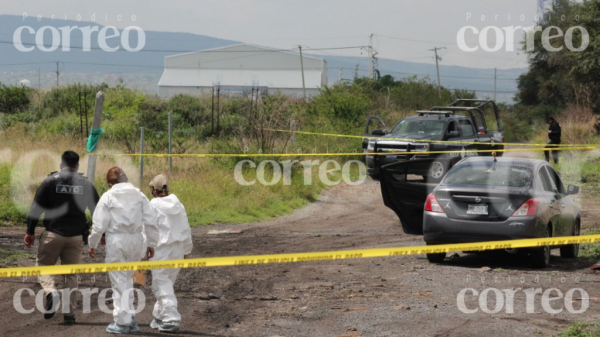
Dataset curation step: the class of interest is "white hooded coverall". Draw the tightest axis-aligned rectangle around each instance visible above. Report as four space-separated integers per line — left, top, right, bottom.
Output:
88 183 159 326
149 194 193 323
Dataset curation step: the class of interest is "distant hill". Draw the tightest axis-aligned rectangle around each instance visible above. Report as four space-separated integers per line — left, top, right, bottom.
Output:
0 15 524 102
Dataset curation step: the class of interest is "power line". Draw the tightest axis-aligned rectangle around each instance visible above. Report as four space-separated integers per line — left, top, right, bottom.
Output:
376 34 524 62
0 32 369 42
376 33 522 47
0 61 55 67
0 40 367 53
0 59 520 82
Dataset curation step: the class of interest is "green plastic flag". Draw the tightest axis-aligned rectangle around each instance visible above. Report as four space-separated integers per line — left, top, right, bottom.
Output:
87 128 104 153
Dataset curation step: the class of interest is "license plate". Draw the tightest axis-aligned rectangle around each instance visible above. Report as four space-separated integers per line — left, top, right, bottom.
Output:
467 204 488 215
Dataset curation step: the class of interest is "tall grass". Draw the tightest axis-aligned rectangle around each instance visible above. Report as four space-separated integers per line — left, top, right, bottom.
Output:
0 128 364 226
560 105 599 145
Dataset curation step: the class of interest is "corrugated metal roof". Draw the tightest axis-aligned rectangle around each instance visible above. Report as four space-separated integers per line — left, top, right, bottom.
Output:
158 44 326 88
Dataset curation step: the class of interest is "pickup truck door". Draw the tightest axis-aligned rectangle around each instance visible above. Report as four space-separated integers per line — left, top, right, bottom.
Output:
363 116 387 151
456 120 480 156
380 159 443 235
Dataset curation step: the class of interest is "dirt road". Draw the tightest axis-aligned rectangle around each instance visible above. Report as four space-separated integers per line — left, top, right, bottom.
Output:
1 154 600 336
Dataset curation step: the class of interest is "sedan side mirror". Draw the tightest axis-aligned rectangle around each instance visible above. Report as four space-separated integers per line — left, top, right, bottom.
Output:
567 184 579 195
447 131 460 138
372 129 386 136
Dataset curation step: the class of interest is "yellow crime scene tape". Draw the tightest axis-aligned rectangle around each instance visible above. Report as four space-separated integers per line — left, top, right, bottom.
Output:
2 234 600 278
266 129 600 148
96 146 598 158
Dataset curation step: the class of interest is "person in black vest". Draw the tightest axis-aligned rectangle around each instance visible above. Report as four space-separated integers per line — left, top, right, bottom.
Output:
544 116 561 164
24 150 100 324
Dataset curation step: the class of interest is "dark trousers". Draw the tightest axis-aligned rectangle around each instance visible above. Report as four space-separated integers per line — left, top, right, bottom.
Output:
544 140 560 163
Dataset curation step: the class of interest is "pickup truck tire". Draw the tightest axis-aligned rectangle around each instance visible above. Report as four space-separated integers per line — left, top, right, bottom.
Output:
427 160 448 183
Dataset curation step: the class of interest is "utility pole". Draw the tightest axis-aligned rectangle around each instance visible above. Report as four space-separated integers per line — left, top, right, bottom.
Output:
55 62 60 87
354 64 359 79
429 47 446 98
368 34 374 79
494 68 497 102
298 45 306 101
86 91 104 183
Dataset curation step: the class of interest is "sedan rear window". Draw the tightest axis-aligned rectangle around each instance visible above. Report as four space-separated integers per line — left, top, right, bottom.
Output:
442 162 532 188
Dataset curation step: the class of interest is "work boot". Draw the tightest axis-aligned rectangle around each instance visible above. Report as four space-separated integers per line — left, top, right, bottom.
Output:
150 319 162 330
63 315 76 324
106 323 131 334
130 316 141 333
159 321 180 333
44 293 55 320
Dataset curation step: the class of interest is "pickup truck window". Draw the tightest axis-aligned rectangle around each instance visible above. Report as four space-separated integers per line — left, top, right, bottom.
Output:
391 120 445 136
473 115 486 134
447 121 459 133
459 120 475 137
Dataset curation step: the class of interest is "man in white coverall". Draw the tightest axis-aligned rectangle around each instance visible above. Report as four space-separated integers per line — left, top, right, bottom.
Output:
88 167 159 334
148 174 193 333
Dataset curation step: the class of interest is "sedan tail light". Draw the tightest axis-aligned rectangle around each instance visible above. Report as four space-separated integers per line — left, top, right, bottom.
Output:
425 193 445 213
512 198 540 216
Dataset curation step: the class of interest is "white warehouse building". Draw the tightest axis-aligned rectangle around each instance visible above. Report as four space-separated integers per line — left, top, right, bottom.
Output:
158 44 328 98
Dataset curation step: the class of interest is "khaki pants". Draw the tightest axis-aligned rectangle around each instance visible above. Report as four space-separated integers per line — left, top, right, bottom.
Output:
37 231 84 316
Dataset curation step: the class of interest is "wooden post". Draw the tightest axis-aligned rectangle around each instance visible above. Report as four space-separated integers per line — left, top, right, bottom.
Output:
78 85 83 138
84 88 89 137
211 86 215 135
168 111 172 173
216 84 220 136
290 120 295 148
86 91 104 183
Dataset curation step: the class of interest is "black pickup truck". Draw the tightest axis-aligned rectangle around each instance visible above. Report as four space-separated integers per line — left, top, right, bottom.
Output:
363 99 504 181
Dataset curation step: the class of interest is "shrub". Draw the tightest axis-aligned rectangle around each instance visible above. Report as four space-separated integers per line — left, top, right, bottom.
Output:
0 84 32 114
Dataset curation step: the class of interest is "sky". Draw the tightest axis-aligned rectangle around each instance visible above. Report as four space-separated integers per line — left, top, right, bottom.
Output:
2 0 542 69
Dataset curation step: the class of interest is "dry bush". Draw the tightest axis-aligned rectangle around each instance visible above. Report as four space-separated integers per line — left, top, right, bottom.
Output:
235 94 298 152
560 105 598 145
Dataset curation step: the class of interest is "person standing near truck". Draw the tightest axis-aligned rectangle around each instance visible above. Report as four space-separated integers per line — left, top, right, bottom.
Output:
544 116 561 164
24 150 100 324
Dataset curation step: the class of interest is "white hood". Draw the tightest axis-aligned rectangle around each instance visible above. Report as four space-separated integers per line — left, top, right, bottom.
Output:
150 194 192 252
88 182 159 249
152 194 185 215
